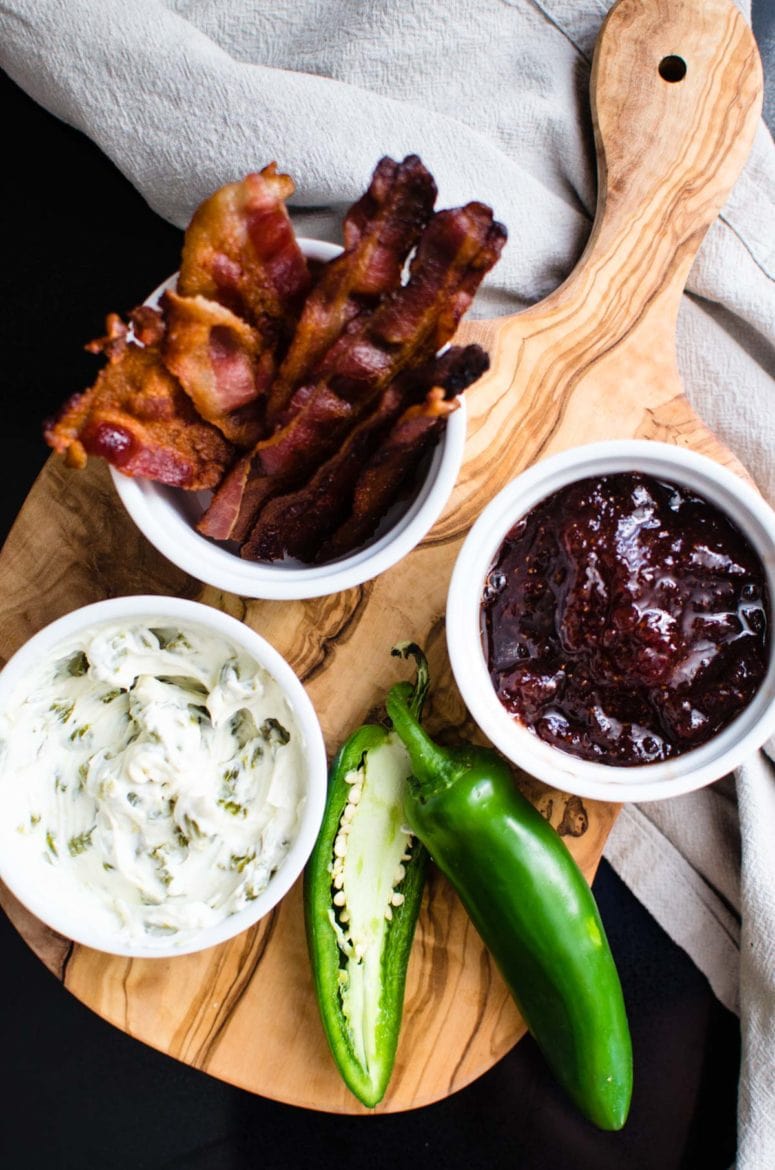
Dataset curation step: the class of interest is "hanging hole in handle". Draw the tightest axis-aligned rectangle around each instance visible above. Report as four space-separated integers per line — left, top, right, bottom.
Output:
659 55 687 83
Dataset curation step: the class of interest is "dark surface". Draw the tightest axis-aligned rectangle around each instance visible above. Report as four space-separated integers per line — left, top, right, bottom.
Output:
3 20 771 1162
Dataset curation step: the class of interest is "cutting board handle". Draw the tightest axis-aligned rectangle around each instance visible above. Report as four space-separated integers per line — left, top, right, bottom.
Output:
453 0 763 523
576 0 762 330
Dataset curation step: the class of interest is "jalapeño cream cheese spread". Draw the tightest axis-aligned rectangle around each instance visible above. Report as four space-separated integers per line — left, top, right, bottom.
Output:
0 620 305 947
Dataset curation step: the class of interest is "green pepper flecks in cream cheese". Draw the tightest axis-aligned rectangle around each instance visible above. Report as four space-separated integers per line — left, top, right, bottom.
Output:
0 621 306 947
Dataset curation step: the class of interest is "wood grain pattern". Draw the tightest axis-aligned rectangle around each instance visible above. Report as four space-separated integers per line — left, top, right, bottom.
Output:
0 0 762 1114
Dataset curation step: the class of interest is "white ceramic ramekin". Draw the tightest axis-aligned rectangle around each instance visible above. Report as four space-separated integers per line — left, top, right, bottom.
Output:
0 595 328 957
111 240 467 600
447 440 775 803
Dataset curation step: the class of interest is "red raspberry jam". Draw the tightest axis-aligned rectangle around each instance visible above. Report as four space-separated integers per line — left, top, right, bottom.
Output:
481 472 770 765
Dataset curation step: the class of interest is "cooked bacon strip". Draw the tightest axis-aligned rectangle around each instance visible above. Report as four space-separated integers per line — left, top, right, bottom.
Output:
196 384 353 541
197 343 484 545
160 290 268 447
85 306 167 364
44 343 233 490
315 202 507 400
84 312 130 362
103 199 498 536
129 305 167 347
405 341 491 402
240 384 408 562
265 155 437 426
317 389 459 563
178 163 310 331
242 344 490 563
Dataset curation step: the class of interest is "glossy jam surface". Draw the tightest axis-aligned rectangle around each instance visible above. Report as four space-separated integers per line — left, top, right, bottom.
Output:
482 473 770 766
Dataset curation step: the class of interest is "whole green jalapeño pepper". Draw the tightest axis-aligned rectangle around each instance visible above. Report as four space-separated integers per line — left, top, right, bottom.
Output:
386 662 633 1132
304 646 430 1108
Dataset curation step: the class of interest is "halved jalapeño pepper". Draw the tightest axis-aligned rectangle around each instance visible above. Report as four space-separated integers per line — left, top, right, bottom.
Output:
304 645 429 1108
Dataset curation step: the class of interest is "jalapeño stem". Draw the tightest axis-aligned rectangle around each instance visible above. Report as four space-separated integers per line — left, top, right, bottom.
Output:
390 641 429 719
386 679 456 795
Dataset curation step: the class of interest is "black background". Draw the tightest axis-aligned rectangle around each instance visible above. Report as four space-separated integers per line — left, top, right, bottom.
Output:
1 8 772 1165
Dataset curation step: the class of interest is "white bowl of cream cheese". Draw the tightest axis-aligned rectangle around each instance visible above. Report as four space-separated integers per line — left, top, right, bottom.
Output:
0 595 327 957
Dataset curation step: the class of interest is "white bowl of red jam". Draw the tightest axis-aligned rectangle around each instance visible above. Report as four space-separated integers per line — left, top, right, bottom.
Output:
447 440 775 803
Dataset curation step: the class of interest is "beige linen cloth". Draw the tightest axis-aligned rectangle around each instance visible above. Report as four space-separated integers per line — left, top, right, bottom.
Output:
1 0 773 1162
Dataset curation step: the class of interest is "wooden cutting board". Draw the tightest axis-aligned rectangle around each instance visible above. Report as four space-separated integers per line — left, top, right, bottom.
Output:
0 0 762 1115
